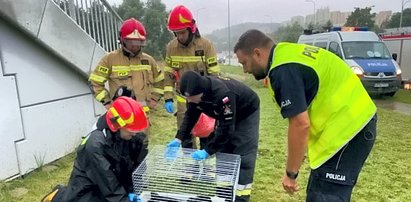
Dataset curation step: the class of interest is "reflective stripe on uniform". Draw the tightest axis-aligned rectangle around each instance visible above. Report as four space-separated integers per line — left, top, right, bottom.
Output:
154 72 164 83
170 56 203 63
112 66 130 76
236 183 252 196
130 65 151 71
112 66 130 71
164 66 174 73
89 73 107 84
165 57 171 64
95 90 108 102
98 66 109 75
164 86 174 92
207 56 217 64
176 95 186 103
207 65 221 74
152 88 164 95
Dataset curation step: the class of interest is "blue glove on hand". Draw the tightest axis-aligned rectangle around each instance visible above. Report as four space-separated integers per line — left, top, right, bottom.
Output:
191 149 210 161
128 193 140 202
164 100 174 114
165 139 181 160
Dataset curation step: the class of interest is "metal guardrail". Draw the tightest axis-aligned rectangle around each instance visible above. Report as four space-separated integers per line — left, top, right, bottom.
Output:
52 0 123 52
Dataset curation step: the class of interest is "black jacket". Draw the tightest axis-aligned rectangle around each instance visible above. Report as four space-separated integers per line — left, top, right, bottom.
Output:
58 114 143 202
176 76 260 155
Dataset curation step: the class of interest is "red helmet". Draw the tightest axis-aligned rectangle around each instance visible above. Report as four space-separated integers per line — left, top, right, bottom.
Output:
167 5 197 33
106 96 148 132
119 18 146 46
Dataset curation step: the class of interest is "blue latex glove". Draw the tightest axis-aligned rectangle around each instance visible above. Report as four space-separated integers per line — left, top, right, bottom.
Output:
167 139 181 148
164 100 174 114
191 149 210 161
165 139 181 160
128 193 140 202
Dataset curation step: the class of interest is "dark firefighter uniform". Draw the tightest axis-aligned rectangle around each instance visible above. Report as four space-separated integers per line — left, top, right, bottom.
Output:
50 114 144 202
177 73 260 202
89 49 164 162
164 36 220 148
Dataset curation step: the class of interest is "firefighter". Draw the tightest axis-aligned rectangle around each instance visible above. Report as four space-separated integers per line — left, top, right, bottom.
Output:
41 96 147 202
163 5 220 149
166 71 260 202
88 18 164 162
234 29 377 201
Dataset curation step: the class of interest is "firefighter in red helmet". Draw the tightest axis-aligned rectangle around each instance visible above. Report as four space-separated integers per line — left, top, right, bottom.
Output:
42 92 147 202
88 18 164 170
164 5 221 149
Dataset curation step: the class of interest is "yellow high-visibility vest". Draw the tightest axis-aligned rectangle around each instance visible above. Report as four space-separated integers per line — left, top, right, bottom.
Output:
267 42 376 169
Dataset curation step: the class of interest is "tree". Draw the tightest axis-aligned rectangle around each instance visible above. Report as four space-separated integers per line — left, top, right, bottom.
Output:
345 7 376 28
142 0 172 59
323 20 333 31
385 8 411 28
273 22 304 43
115 0 144 20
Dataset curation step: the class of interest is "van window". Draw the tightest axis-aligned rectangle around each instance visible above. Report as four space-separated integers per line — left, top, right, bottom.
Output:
313 42 327 49
342 42 391 59
328 42 342 58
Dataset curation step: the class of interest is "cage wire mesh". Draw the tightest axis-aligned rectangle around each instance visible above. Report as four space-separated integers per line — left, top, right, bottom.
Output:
132 145 241 202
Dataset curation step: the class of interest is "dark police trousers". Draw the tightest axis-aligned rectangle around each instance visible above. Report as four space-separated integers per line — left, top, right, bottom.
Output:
306 114 377 202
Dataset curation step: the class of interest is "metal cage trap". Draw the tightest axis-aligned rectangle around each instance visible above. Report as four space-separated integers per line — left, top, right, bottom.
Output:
132 145 241 202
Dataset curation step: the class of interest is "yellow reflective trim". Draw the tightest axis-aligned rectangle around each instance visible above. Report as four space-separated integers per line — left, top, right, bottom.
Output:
95 90 107 102
81 135 90 145
179 14 191 23
207 57 217 64
164 86 174 92
89 74 107 84
171 62 180 68
143 106 150 112
112 66 130 71
164 66 174 73
236 189 252 196
154 72 164 83
130 65 151 71
170 56 202 62
165 57 171 64
208 65 221 74
98 66 109 74
176 95 186 103
123 114 134 124
152 88 164 95
109 107 126 127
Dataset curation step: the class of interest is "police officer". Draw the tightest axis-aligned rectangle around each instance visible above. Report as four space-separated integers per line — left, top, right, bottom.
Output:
234 29 377 201
163 5 220 149
42 96 147 202
166 71 260 202
88 18 164 163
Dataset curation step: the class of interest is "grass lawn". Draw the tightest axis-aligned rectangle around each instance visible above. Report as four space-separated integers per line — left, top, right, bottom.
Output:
1 65 411 201
392 89 411 104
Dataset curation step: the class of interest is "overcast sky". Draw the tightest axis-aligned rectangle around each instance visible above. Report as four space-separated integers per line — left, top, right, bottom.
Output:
107 0 407 34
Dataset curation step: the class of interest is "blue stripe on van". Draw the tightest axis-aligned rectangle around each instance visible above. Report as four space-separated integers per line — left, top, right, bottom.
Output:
354 59 396 72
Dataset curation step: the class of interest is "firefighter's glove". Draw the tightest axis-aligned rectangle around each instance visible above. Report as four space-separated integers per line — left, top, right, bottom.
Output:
128 193 141 202
165 139 181 160
164 100 174 113
191 149 209 161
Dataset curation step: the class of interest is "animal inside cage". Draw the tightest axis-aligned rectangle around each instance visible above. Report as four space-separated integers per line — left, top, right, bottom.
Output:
132 145 241 202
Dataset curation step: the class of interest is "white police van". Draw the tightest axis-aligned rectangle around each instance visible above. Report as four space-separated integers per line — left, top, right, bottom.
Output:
297 27 402 96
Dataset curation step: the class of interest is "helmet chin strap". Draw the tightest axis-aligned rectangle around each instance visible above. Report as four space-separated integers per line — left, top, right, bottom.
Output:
122 44 141 57
179 31 194 47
